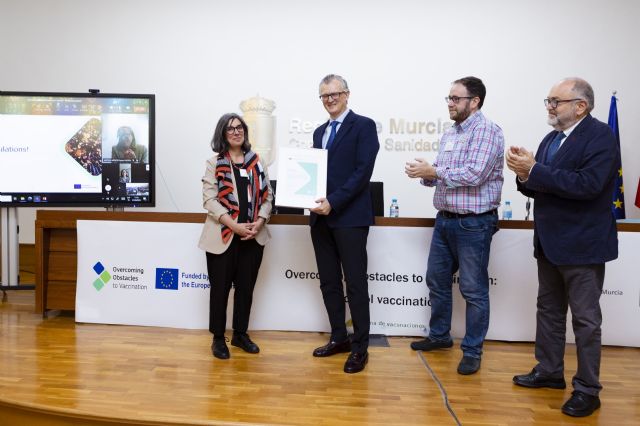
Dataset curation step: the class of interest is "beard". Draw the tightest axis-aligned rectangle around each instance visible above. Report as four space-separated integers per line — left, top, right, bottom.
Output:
450 103 472 124
547 103 577 130
547 114 561 130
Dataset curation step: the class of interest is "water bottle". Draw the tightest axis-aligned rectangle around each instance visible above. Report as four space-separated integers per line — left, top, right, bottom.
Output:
502 201 512 220
389 198 400 218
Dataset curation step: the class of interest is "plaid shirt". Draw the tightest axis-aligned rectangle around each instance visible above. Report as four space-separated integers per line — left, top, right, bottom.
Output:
422 110 504 214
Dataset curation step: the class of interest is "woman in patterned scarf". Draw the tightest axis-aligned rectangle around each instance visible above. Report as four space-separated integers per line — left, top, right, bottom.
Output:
198 113 273 360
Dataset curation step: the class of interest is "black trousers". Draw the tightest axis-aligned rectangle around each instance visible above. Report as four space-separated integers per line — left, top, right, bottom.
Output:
534 255 605 396
205 238 264 338
310 217 370 353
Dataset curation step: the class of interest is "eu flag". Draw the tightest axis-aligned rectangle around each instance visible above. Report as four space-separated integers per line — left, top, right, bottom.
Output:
608 95 625 219
155 268 179 290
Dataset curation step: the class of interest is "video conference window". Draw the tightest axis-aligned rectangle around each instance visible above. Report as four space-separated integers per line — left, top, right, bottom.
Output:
0 93 154 206
104 117 150 163
119 165 132 183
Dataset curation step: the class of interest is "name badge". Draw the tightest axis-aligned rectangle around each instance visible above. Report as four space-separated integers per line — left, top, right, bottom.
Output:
239 169 248 178
443 140 454 152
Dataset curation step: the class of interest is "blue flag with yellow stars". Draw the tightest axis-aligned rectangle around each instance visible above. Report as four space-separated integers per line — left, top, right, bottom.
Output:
608 95 625 219
155 268 179 290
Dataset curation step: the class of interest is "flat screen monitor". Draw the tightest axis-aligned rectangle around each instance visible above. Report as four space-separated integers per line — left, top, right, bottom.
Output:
0 91 155 207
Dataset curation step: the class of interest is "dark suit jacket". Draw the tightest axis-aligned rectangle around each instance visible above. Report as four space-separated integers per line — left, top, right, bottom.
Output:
516 114 618 265
310 110 379 228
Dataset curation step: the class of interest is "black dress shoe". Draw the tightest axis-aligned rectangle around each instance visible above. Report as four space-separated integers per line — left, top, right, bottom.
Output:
410 337 453 351
212 338 230 359
231 333 260 354
313 340 351 357
513 368 566 389
561 391 601 417
344 352 368 374
457 356 481 375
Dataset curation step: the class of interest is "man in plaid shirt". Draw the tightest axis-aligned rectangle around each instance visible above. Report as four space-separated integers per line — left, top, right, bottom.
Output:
405 76 504 375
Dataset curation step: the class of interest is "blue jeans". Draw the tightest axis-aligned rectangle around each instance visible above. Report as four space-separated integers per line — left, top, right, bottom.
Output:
426 211 498 358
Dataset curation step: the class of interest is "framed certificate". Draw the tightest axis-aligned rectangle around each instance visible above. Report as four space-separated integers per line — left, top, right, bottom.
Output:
274 147 327 209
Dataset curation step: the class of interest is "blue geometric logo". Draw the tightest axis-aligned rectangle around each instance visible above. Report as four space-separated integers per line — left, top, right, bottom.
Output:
93 262 105 274
155 268 179 290
92 261 110 291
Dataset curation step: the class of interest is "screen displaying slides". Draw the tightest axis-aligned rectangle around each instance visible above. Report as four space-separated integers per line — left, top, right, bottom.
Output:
0 93 154 206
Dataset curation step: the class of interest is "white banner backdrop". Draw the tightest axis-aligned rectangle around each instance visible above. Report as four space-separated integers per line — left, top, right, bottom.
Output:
76 220 640 347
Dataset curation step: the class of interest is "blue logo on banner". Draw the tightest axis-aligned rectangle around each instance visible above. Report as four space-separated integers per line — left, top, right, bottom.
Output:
92 261 111 291
155 268 179 290
93 262 105 275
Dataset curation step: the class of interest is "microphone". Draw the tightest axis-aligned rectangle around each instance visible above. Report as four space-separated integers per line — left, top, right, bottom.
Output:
525 198 531 220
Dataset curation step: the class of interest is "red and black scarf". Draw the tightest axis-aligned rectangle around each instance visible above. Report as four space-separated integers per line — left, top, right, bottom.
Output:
215 150 268 243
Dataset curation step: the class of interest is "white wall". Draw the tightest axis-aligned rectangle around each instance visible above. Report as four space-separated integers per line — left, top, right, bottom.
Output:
2 0 639 244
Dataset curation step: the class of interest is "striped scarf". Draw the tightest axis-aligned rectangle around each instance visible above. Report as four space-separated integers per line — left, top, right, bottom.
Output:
215 150 268 243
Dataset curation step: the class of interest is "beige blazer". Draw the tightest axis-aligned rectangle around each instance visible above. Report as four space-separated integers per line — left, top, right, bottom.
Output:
198 156 273 254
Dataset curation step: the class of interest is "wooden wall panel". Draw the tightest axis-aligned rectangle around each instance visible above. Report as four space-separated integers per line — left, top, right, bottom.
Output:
48 229 77 252
45 281 77 311
46 252 77 282
18 244 35 275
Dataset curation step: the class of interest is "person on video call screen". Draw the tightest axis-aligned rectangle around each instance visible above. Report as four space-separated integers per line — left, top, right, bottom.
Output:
111 126 148 162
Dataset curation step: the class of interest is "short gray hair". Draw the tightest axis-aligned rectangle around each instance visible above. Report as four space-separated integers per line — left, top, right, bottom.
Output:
319 74 349 92
567 77 595 112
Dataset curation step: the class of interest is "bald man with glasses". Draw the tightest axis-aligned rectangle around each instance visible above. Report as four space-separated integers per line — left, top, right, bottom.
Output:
506 77 619 417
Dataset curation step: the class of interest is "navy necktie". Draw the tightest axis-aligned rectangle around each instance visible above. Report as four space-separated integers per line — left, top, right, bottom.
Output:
326 121 339 150
545 131 565 164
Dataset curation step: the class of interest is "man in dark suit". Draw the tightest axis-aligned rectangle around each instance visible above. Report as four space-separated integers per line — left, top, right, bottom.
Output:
309 74 379 374
506 77 619 417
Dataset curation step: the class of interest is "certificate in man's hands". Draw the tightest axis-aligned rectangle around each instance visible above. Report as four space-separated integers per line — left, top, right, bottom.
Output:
274 147 327 209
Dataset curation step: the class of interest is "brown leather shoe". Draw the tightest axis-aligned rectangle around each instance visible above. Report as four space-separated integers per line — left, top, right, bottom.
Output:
344 352 368 374
312 340 351 357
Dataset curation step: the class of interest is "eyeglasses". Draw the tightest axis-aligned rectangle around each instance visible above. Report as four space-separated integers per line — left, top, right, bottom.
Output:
445 96 475 104
225 124 244 134
543 98 583 108
319 91 346 101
